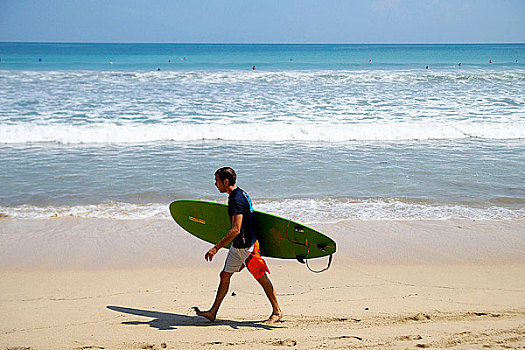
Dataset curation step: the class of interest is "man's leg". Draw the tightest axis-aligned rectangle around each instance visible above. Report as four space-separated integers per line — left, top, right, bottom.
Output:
256 273 282 323
194 270 233 321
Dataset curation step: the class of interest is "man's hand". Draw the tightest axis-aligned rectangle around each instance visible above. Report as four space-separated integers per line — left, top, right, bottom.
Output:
204 214 242 262
205 246 218 262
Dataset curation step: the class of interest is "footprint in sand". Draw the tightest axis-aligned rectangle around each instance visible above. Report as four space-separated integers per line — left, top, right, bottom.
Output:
270 338 297 346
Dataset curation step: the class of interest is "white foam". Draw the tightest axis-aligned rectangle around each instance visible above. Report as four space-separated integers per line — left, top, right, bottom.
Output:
1 120 524 144
0 203 170 220
2 68 524 144
254 198 525 222
1 199 523 222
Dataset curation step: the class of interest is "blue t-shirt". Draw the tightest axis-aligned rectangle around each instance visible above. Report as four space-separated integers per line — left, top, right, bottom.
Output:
228 187 256 248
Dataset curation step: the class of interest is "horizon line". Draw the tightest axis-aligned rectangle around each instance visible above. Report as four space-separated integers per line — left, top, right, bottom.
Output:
1 41 525 45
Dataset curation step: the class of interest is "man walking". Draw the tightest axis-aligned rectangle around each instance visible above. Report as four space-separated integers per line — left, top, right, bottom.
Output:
193 167 282 324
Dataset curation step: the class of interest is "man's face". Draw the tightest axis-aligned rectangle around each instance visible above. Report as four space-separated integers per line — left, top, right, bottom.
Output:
215 174 227 193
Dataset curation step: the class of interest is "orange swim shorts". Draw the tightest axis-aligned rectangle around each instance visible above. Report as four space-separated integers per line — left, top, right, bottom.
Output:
245 241 270 280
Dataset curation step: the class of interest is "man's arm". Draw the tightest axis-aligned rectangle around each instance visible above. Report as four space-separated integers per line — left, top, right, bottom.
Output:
205 214 243 261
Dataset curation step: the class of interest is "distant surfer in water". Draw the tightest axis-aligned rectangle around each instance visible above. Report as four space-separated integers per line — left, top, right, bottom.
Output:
193 167 282 324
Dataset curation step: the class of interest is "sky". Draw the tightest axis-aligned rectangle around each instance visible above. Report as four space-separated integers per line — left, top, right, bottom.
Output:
0 0 524 44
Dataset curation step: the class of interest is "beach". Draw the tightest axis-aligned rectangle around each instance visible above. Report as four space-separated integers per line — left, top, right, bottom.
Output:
1 42 524 349
1 218 524 349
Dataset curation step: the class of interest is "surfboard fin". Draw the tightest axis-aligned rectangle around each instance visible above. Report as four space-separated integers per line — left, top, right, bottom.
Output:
317 243 327 252
296 255 306 264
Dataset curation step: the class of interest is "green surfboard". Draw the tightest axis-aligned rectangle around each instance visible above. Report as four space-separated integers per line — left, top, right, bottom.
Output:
169 200 336 261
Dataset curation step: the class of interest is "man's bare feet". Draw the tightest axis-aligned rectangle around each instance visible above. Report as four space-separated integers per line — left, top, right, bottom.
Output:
264 312 283 324
192 306 217 322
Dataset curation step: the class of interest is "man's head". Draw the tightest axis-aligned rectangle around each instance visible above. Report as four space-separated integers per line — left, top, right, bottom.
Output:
214 167 236 193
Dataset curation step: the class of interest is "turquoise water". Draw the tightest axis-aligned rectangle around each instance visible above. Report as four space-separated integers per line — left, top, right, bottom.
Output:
1 43 523 71
0 43 524 221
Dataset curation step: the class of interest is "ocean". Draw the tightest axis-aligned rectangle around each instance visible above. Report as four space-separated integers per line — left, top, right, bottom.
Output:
0 43 524 222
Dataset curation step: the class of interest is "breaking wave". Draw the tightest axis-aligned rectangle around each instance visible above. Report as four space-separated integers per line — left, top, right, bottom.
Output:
1 198 523 222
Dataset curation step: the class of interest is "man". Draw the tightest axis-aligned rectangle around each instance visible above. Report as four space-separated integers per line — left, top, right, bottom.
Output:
193 167 282 324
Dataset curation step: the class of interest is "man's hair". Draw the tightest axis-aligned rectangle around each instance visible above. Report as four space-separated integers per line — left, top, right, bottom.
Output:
215 167 236 185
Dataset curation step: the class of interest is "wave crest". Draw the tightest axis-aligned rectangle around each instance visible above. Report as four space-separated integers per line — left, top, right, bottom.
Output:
1 121 524 144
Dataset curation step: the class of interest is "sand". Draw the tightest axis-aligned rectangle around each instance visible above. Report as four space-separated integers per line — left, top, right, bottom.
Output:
1 218 524 349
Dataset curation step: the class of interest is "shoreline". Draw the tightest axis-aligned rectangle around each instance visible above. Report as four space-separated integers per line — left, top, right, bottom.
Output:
0 217 524 270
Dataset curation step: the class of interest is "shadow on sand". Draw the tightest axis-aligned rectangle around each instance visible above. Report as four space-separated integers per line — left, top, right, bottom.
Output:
107 305 282 331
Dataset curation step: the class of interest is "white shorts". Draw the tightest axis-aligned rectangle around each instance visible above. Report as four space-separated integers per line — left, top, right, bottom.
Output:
223 245 254 274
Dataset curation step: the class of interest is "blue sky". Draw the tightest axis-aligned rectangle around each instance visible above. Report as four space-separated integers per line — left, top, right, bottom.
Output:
1 0 524 43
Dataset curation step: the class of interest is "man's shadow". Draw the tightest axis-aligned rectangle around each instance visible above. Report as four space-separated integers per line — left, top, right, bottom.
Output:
107 305 282 331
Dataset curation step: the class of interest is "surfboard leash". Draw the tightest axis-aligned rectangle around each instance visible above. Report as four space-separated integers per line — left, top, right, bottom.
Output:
305 245 333 273
285 220 333 273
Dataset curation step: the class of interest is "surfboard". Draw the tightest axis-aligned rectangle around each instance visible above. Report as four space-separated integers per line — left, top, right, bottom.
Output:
169 200 336 262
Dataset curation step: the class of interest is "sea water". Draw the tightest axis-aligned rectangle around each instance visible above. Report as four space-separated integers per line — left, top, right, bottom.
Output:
0 43 524 222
